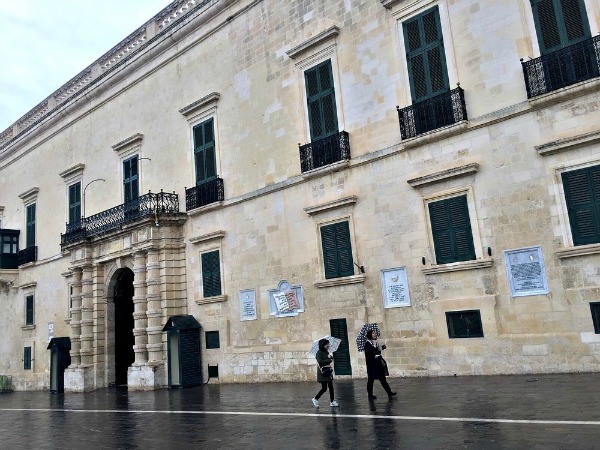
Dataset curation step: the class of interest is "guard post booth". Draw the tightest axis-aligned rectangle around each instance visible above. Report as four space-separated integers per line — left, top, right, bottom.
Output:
47 337 71 393
162 315 202 388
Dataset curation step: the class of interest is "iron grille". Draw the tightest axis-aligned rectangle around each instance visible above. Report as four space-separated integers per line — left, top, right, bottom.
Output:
397 86 467 140
446 310 484 339
61 191 179 247
522 35 600 98
185 177 224 211
18 246 37 265
299 131 350 173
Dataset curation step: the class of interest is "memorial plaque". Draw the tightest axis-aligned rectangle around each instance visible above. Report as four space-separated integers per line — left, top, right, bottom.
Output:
381 267 411 308
239 289 257 321
504 246 549 297
268 280 304 317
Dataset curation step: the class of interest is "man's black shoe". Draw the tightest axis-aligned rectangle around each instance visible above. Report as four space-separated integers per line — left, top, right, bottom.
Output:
368 395 377 399
388 392 397 397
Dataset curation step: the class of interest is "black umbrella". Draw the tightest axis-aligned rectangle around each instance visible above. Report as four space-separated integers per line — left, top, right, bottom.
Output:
356 323 380 352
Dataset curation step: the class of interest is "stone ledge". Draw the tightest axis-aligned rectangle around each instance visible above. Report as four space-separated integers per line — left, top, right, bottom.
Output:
402 120 468 149
286 26 339 59
179 92 220 117
314 274 366 288
59 163 85 179
407 163 479 188
20 325 36 331
18 281 37 289
189 230 226 244
112 133 143 152
304 195 358 216
528 77 600 109
195 294 228 305
187 201 224 217
556 243 600 259
300 159 350 180
422 258 493 275
536 130 600 156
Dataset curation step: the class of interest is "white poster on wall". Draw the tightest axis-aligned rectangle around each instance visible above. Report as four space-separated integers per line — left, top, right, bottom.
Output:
380 267 411 308
239 289 257 321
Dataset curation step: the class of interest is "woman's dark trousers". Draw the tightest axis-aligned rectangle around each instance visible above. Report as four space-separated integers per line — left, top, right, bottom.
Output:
315 380 334 401
367 376 392 397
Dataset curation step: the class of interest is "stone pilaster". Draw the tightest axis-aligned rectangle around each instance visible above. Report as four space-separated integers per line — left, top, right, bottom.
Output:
146 248 163 362
68 268 82 367
132 250 148 364
79 265 94 366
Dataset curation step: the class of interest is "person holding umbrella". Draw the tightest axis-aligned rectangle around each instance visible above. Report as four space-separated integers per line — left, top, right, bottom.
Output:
357 324 396 399
311 338 340 408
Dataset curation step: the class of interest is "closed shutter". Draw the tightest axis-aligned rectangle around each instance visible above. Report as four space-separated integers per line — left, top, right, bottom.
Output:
304 60 339 142
321 221 355 279
403 6 449 103
329 319 352 375
429 196 476 264
194 118 217 184
68 182 81 224
123 156 139 203
26 204 36 248
531 0 591 53
23 347 32 370
180 330 202 387
562 166 600 245
202 250 222 297
26 295 34 325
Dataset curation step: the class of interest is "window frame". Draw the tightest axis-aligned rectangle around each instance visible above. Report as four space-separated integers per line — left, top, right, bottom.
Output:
316 216 359 281
201 249 222 298
193 117 218 185
445 309 484 339
68 181 82 225
561 164 600 246
26 203 36 248
122 154 140 204
304 59 340 142
205 330 220 349
25 294 34 326
23 346 32 370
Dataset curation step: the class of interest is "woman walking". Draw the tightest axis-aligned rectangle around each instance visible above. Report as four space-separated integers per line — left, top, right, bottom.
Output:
364 330 397 399
312 338 339 407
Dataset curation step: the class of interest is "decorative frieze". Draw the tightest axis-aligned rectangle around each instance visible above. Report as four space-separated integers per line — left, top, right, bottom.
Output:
54 70 94 103
98 30 147 71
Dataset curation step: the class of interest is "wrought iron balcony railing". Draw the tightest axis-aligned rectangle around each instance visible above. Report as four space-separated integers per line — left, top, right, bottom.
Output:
185 177 224 211
18 246 37 265
299 131 350 173
61 191 179 247
397 87 467 140
522 35 600 98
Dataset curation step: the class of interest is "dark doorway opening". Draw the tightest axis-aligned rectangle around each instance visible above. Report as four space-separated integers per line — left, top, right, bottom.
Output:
114 269 135 385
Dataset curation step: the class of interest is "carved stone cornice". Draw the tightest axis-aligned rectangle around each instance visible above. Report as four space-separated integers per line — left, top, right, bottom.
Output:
286 26 340 59
179 92 221 118
59 164 85 180
304 196 358 216
407 163 480 188
535 130 600 156
112 133 144 153
189 230 226 244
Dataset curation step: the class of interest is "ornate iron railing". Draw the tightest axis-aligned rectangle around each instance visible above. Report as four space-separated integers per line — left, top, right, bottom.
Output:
299 131 350 173
397 87 467 140
522 35 600 98
61 191 179 247
18 246 37 265
185 177 224 211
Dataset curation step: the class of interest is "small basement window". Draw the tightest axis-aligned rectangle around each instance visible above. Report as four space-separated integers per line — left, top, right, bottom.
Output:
446 310 484 338
591 302 600 334
208 365 219 379
205 331 220 349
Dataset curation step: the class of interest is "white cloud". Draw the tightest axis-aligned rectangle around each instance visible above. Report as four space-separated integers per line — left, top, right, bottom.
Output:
0 0 169 131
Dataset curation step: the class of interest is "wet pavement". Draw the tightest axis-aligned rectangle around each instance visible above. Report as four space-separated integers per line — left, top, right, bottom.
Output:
1 373 600 449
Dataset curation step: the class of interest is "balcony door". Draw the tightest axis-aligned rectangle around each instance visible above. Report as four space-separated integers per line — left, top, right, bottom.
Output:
194 118 217 186
123 155 139 219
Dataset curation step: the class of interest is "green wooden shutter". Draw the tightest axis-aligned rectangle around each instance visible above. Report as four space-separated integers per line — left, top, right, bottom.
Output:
23 347 32 370
321 221 355 279
193 118 217 185
304 60 339 142
68 182 81 224
562 166 600 245
202 250 222 297
531 0 591 53
329 318 352 375
26 204 36 248
123 155 139 203
25 295 34 325
429 196 476 264
403 6 449 103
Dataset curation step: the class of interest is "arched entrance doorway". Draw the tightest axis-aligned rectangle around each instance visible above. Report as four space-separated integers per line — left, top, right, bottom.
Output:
113 269 135 385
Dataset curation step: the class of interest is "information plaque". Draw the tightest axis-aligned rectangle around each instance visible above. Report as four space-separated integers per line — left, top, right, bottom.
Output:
380 267 411 308
239 289 257 321
504 246 549 297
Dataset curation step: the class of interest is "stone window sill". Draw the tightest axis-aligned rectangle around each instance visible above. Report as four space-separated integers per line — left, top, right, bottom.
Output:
21 324 36 331
195 294 228 305
187 201 224 217
314 274 366 288
556 243 600 259
528 77 600 109
402 120 468 149
422 258 493 275
301 160 350 180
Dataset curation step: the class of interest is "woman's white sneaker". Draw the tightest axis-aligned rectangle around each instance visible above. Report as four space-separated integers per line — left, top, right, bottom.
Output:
330 400 339 407
312 398 319 407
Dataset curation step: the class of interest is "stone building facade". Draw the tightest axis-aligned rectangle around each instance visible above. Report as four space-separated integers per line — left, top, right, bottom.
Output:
1 0 600 391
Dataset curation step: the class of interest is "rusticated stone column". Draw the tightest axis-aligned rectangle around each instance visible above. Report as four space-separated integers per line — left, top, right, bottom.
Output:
132 250 148 364
79 265 94 366
69 268 83 367
145 248 163 362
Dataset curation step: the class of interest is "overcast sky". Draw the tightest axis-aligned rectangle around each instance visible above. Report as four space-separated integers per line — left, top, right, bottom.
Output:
0 0 170 132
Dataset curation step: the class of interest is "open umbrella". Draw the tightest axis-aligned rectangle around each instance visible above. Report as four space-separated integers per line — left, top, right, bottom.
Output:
356 323 380 352
308 336 342 355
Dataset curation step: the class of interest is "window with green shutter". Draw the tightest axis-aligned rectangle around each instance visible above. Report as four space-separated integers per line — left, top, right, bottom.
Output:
321 221 354 279
193 118 217 185
202 250 222 297
530 0 591 54
562 166 600 246
68 182 81 225
304 60 339 142
26 204 36 248
428 195 476 264
123 155 139 203
403 6 449 103
25 295 34 325
23 347 32 370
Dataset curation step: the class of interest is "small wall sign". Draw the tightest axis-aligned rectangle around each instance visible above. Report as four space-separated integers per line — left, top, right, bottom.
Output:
504 246 549 297
239 289 257 321
380 267 411 308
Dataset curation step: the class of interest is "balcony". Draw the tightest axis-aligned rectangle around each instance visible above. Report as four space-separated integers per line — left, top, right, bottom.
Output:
299 131 350 173
397 87 467 140
522 36 600 98
0 229 20 269
61 191 179 247
18 246 37 266
185 177 224 211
